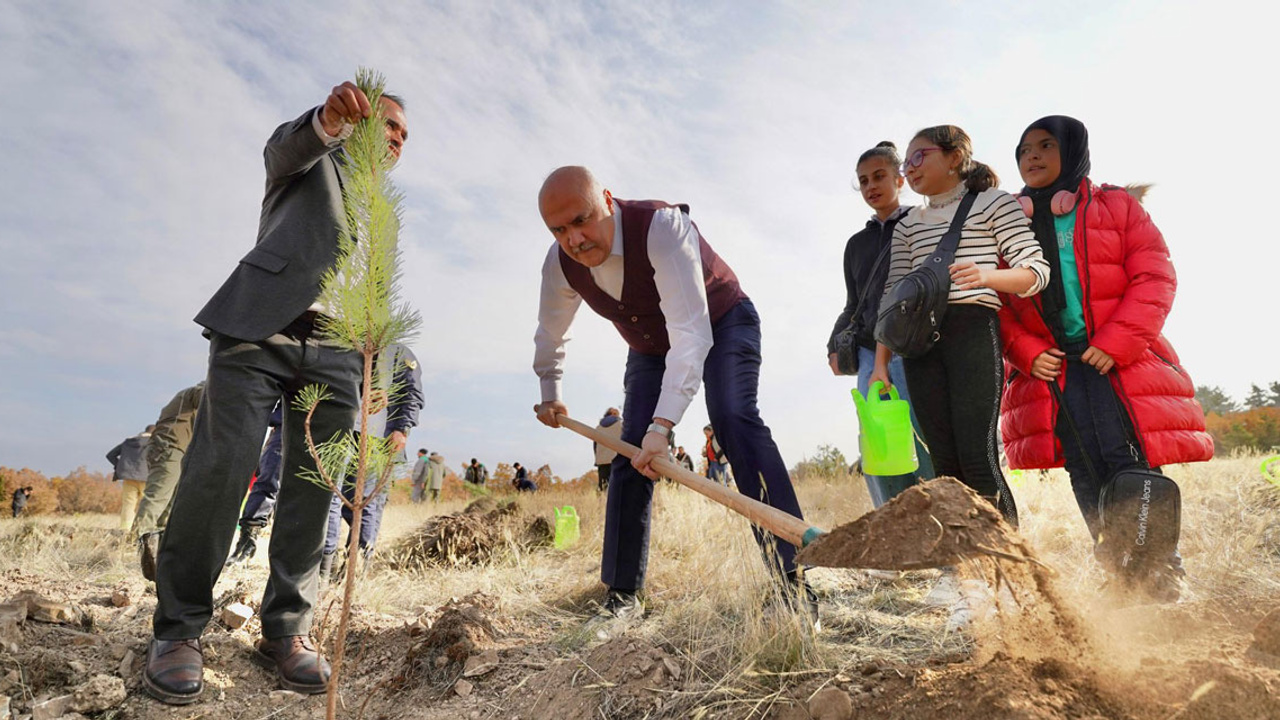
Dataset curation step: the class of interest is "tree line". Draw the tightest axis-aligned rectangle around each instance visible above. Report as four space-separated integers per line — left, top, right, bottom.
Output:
1195 382 1280 452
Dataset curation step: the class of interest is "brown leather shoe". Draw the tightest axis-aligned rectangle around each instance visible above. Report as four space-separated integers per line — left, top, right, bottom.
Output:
252 635 330 694
142 638 203 705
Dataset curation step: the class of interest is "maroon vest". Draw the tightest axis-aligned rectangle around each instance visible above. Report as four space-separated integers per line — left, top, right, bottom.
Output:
559 199 747 355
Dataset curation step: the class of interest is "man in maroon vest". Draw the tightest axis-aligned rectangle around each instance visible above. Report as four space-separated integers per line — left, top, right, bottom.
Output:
532 166 813 627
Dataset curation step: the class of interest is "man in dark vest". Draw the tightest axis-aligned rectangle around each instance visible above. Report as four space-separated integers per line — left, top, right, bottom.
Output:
532 166 813 629
143 80 409 706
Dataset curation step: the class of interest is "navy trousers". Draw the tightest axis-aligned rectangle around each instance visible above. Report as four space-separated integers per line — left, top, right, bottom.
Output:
240 426 283 529
601 300 805 592
1056 343 1149 539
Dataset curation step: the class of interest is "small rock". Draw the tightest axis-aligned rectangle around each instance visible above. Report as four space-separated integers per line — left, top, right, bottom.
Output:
0 694 10 720
117 650 136 678
30 694 73 720
1253 607 1280 656
858 661 879 676
109 590 130 608
662 657 681 681
454 679 473 697
462 649 500 678
269 690 303 704
69 675 126 714
67 662 88 677
221 603 254 630
108 644 128 661
808 687 853 720
0 604 24 625
0 619 19 653
29 600 78 625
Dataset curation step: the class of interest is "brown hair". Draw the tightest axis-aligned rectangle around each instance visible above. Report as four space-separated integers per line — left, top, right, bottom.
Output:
857 140 901 170
913 125 999 192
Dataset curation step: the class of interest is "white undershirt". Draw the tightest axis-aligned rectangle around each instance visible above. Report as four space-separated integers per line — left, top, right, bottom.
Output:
533 205 716 425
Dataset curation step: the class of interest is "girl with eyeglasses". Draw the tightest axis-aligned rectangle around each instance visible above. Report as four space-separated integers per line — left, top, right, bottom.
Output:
869 125 1049 525
827 141 935 507
997 115 1213 602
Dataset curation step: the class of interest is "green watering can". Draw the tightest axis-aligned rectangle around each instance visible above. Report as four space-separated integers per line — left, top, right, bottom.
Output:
553 506 580 549
852 381 919 476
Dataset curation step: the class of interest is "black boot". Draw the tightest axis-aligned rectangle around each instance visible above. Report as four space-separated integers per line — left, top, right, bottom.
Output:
318 550 336 585
225 525 260 566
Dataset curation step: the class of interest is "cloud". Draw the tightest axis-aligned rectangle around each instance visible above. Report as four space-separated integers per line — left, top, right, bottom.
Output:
0 0 1269 480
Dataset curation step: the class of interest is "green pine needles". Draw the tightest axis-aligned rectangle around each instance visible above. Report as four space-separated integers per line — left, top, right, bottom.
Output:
292 67 421 719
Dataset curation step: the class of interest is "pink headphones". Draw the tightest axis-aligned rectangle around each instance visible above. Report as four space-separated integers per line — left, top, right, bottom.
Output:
1016 190 1076 217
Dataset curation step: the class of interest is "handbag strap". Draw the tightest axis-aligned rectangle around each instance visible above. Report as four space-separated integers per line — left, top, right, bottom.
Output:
930 190 979 266
845 239 894 332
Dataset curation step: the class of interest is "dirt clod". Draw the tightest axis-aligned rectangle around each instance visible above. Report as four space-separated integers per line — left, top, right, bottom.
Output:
401 593 499 689
1252 608 1280 656
796 478 1031 570
808 686 853 720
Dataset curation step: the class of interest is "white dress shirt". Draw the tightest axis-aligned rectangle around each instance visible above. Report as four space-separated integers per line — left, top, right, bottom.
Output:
534 205 716 425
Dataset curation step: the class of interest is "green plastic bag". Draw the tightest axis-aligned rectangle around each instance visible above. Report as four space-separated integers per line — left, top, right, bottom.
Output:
554 506 580 549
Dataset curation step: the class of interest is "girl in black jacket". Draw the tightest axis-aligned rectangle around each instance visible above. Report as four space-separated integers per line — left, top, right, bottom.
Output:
828 141 934 507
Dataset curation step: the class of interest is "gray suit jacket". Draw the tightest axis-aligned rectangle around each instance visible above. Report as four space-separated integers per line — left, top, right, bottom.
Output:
195 108 346 341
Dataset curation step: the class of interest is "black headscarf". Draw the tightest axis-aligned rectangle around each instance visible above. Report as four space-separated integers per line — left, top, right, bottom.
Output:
1017 115 1090 328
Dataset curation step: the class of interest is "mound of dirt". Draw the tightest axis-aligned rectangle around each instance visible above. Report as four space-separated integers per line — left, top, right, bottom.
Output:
388 499 553 569
398 593 500 691
796 477 1032 570
503 637 685 719
839 652 1135 720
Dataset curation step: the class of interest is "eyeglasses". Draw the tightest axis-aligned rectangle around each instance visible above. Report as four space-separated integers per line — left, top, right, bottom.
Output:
900 147 943 174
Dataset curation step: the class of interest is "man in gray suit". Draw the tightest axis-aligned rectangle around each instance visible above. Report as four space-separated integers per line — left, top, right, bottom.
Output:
143 80 409 705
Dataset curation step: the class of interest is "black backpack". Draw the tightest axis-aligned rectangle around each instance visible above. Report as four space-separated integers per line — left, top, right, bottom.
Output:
874 191 977 358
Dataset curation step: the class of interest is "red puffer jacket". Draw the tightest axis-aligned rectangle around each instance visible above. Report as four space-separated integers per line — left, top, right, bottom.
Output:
999 180 1213 469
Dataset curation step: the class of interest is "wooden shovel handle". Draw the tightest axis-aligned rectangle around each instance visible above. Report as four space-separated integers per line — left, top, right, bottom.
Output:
556 414 823 548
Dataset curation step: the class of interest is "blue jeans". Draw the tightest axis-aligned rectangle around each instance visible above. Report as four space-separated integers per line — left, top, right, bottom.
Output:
324 479 389 555
856 346 934 507
602 300 805 591
706 461 729 485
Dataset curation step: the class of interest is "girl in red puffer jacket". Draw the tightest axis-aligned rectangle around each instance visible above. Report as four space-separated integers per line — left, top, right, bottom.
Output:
999 115 1213 602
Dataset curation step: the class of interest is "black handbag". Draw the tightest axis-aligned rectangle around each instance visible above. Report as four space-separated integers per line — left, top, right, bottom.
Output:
832 242 892 374
874 191 977 358
1048 380 1181 572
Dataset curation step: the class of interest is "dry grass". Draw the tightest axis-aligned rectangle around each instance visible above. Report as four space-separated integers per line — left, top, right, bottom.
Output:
2 453 1278 718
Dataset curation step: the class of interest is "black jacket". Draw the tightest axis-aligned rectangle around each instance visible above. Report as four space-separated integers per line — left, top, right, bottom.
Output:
827 208 911 353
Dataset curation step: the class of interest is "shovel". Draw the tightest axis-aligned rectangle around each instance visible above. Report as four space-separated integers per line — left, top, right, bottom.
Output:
555 414 825 550
557 414 1034 571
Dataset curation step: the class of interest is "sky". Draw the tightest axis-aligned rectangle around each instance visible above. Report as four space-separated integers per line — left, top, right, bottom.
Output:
2 0 1274 480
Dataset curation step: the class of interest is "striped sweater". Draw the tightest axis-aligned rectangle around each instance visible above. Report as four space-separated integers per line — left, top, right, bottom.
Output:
883 185 1049 310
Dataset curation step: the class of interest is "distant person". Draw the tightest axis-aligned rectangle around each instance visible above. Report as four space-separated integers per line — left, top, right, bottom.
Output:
321 344 423 579
513 463 537 492
132 382 205 575
425 452 446 502
464 458 489 486
998 116 1213 602
593 407 623 492
144 80 410 705
674 446 695 474
532 166 813 629
107 425 154 532
702 425 729 486
869 124 1049 526
11 486 33 518
225 403 285 566
826 142 934 507
410 448 429 503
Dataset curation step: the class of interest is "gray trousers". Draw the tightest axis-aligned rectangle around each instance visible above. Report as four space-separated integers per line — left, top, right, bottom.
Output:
153 328 360 640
